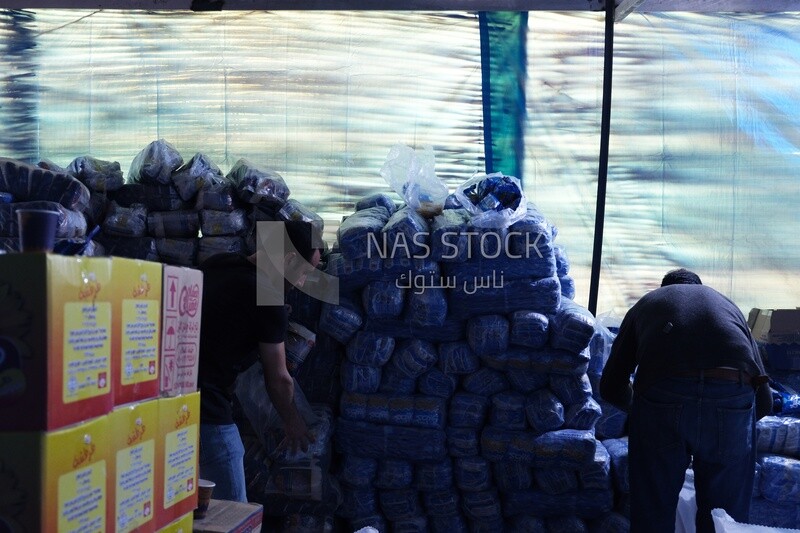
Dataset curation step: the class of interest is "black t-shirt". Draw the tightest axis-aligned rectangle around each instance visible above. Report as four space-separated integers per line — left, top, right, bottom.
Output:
197 253 288 424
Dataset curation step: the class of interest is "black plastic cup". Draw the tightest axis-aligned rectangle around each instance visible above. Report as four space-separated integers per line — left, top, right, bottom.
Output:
17 209 59 253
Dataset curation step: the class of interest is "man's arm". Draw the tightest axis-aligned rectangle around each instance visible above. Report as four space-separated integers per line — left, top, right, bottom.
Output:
258 341 315 453
599 313 637 413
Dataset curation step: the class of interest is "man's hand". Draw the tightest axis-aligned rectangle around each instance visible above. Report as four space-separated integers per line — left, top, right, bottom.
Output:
277 417 316 455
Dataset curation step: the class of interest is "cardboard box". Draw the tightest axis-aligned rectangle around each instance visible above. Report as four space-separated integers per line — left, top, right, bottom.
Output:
749 308 800 370
155 511 192 533
159 266 203 397
192 500 263 533
0 415 109 532
113 258 163 406
0 254 114 431
110 399 159 533
155 392 200 530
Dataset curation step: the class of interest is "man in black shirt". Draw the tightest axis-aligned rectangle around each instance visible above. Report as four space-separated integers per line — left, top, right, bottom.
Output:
198 220 322 502
600 268 771 533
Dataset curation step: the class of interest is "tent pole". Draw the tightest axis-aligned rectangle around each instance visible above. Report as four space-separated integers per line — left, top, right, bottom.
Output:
587 0 615 315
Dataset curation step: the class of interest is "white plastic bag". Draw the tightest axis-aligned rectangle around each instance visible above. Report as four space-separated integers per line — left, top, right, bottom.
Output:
453 172 527 229
712 508 800 533
379 144 448 216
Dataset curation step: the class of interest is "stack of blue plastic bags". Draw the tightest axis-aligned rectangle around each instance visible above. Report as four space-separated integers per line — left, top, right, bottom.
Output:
319 169 631 532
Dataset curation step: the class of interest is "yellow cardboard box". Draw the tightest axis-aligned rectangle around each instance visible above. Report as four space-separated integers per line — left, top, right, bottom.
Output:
0 253 114 431
0 415 109 532
159 266 203 397
155 392 200 530
110 399 159 533
156 511 193 533
113 258 163 406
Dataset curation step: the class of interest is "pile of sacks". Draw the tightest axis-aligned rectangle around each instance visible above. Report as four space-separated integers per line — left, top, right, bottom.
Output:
318 180 631 532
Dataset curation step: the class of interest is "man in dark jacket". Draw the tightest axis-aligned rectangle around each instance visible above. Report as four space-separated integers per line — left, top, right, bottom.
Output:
197 220 322 502
600 268 771 533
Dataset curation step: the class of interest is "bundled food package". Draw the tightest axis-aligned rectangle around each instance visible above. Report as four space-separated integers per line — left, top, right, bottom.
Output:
0 200 87 239
171 152 225 201
200 208 248 236
279 199 324 233
227 158 290 205
0 157 90 211
155 238 198 267
127 138 184 185
67 155 125 192
147 210 200 238
194 182 240 212
102 201 147 237
110 182 189 212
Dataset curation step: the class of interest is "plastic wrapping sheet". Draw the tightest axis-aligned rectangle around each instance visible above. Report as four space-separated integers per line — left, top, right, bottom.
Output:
67 156 124 193
128 139 184 185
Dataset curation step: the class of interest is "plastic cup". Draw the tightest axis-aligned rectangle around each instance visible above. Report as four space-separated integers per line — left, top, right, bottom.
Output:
16 209 59 253
194 478 216 520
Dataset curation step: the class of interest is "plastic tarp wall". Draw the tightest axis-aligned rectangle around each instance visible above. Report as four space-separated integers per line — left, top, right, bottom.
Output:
0 10 485 244
525 12 800 314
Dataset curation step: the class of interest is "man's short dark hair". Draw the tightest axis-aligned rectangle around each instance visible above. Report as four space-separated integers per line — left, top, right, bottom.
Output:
284 220 323 262
661 268 702 287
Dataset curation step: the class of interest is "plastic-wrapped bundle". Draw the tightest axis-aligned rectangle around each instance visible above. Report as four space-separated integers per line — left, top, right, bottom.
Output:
195 182 240 212
379 364 417 394
462 368 509 397
390 339 437 378
429 208 471 263
363 316 466 343
748 496 800 529
549 298 596 353
67 156 124 193
467 314 509 357
454 173 526 229
757 416 800 458
588 325 617 380
0 157 90 211
0 201 87 239
549 373 593 406
36 159 67 173
279 198 324 232
170 152 224 201
493 461 533 492
481 428 597 469
507 204 555 250
339 392 447 429
155 238 198 266
418 368 457 399
226 158 290 205
554 244 569 277
361 280 405 319
509 346 591 376
374 460 414 489
422 489 460 517
460 489 502 522
335 419 446 461
448 276 561 320
565 396 603 430
525 389 565 433
503 488 614 519
102 202 147 237
325 253 385 293
356 193 397 216
579 440 612 491
94 234 159 261
319 299 363 345
110 183 188 212
754 461 762 498
339 455 378 487
345 332 395 367
338 486 379 519
281 514 334 533
197 236 246 265
602 437 630 493
381 206 429 259
392 515 428 532
547 516 587 533
337 206 391 260
82 192 109 228
441 245 556 284
507 369 549 394
406 287 447 327
560 275 576 299
454 456 493 492
350 515 387 532
415 459 453 491
438 341 480 375
534 468 579 495
590 512 630 533
378 488 420 521
199 208 248 236
449 393 490 428
759 454 800 503
382 254 440 280
507 516 547 533
446 427 480 457
490 391 527 430
147 210 200 238
340 361 381 394
509 310 549 349
127 139 183 185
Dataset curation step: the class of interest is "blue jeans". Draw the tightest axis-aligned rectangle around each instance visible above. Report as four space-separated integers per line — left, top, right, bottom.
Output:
199 423 248 502
629 376 756 533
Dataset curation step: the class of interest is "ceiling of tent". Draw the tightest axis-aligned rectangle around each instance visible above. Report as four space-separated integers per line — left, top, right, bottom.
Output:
0 0 798 14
